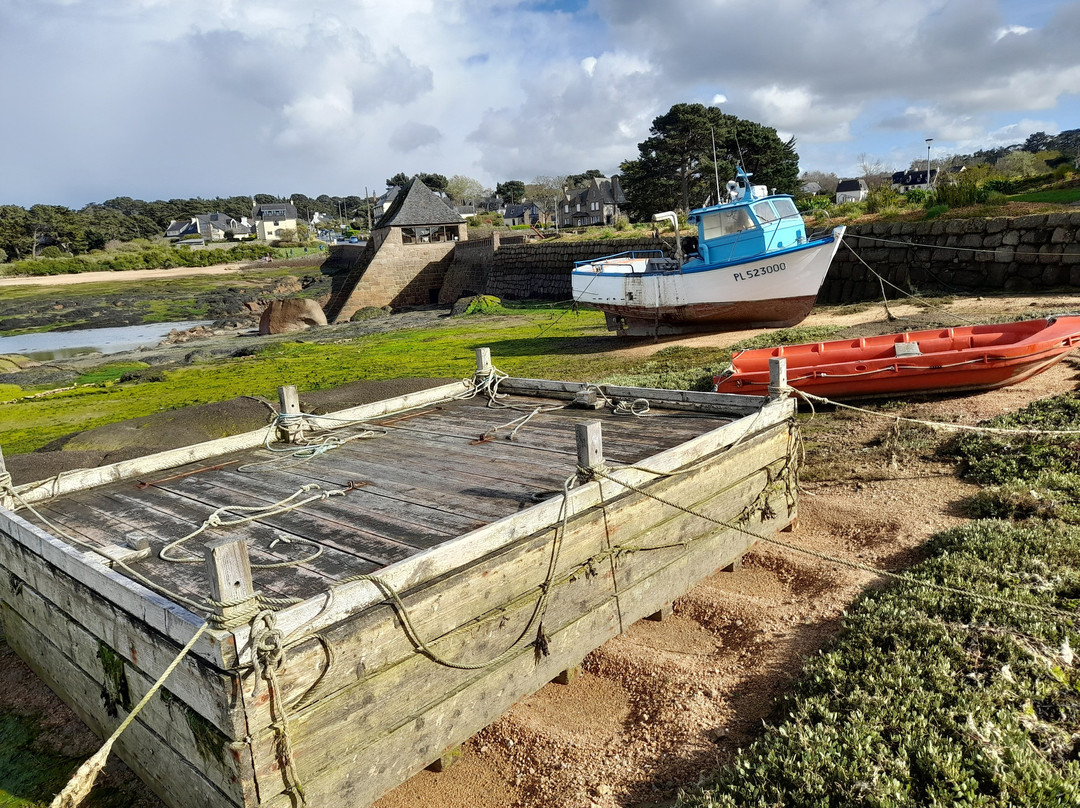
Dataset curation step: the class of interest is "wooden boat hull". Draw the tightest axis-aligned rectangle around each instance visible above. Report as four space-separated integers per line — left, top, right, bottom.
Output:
573 227 845 337
713 315 1080 399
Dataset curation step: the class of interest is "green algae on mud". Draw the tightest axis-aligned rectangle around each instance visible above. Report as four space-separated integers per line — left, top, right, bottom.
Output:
0 265 328 336
0 308 627 454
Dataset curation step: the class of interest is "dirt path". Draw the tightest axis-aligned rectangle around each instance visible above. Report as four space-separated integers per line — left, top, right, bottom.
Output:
2 293 1078 808
0 261 266 287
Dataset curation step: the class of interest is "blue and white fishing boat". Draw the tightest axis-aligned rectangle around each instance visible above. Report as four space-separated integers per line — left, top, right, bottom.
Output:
572 168 845 336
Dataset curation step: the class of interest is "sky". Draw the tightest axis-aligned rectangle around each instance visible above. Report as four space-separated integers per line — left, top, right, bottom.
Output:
1 0 1079 208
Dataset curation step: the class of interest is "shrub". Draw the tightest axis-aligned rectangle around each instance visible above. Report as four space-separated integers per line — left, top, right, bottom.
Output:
614 216 630 231
864 185 901 214
944 392 1080 485
39 246 65 258
903 188 929 206
924 204 949 219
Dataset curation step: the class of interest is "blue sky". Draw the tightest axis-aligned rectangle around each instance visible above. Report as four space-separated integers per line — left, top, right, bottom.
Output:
1 0 1078 208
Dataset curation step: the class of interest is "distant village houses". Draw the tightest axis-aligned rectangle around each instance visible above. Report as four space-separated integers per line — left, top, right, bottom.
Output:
558 176 626 227
503 203 542 227
835 178 868 204
164 213 252 242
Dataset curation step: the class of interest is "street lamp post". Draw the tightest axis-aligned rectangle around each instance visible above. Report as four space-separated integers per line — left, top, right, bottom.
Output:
925 138 934 191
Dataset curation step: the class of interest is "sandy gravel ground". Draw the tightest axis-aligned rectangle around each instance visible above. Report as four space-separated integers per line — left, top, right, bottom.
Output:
2 292 1078 808
0 261 268 287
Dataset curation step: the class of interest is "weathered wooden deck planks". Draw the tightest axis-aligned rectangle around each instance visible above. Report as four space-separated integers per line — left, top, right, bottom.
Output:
0 353 798 808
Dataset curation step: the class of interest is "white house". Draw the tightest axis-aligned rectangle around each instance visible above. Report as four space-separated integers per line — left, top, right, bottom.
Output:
835 178 868 204
251 202 299 242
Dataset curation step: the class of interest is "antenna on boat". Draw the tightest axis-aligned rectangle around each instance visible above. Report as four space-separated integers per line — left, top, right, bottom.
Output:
710 126 721 205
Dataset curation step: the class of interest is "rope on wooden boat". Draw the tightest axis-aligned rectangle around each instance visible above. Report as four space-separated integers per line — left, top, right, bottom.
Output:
158 484 340 568
249 610 308 807
583 465 1079 623
784 387 1080 436
49 622 210 808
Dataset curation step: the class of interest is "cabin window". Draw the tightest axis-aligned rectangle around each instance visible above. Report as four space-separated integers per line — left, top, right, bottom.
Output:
752 202 778 224
701 208 756 240
772 198 800 219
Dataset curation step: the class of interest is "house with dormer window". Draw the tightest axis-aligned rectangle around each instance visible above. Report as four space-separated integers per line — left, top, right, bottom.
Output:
252 202 299 241
558 176 626 227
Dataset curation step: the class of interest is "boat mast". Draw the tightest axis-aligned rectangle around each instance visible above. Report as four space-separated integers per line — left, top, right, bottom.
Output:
710 126 722 205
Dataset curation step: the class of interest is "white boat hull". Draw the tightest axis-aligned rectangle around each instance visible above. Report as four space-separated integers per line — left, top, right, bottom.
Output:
572 226 845 336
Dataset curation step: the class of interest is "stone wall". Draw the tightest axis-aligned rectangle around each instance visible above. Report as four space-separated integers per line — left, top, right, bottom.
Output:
821 212 1080 303
438 233 526 304
482 237 670 300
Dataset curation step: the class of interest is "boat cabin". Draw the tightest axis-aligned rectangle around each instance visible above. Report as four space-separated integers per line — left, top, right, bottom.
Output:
686 171 807 267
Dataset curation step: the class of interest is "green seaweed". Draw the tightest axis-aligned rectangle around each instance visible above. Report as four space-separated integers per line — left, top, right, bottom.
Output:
96 642 131 718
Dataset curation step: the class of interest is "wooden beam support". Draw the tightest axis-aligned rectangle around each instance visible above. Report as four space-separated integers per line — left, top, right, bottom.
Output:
203 536 255 626
721 555 743 573
552 665 580 685
277 385 302 443
645 603 673 622
768 357 788 400
0 446 12 510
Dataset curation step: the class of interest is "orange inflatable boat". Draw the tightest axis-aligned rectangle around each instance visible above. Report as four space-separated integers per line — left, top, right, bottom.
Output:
713 315 1080 400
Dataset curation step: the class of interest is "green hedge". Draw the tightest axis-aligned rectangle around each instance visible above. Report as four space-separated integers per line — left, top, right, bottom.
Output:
2 243 271 276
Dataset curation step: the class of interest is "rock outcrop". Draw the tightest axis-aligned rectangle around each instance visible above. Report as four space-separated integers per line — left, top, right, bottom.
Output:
258 298 327 335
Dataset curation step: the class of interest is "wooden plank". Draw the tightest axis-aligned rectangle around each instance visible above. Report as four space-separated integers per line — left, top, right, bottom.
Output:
241 428 793 726
496 377 764 414
12 380 470 504
2 605 245 808
0 584 254 803
162 471 449 559
408 405 707 462
234 398 796 664
0 537 245 734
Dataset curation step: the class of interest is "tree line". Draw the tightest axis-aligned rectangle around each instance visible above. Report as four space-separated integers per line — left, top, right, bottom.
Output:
5 104 1071 263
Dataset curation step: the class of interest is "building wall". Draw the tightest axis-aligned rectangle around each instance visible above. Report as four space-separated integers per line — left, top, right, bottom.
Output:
483 238 669 300
328 226 461 321
256 217 297 241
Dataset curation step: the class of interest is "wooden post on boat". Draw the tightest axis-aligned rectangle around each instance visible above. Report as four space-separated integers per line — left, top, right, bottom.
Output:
0 447 12 510
575 421 604 474
278 385 301 443
475 347 492 376
768 357 788 400
204 536 255 626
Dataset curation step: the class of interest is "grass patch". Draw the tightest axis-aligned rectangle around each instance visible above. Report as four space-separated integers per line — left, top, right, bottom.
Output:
1009 188 1080 204
74 362 151 386
683 520 1080 808
0 306 641 453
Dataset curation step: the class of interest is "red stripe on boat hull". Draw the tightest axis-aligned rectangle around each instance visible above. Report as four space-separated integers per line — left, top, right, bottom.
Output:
599 295 819 336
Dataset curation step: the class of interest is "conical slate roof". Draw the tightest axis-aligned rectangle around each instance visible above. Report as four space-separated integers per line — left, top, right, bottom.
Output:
373 178 462 228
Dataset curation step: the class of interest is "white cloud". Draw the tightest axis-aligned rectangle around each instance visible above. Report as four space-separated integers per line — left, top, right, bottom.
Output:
2 0 1080 206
